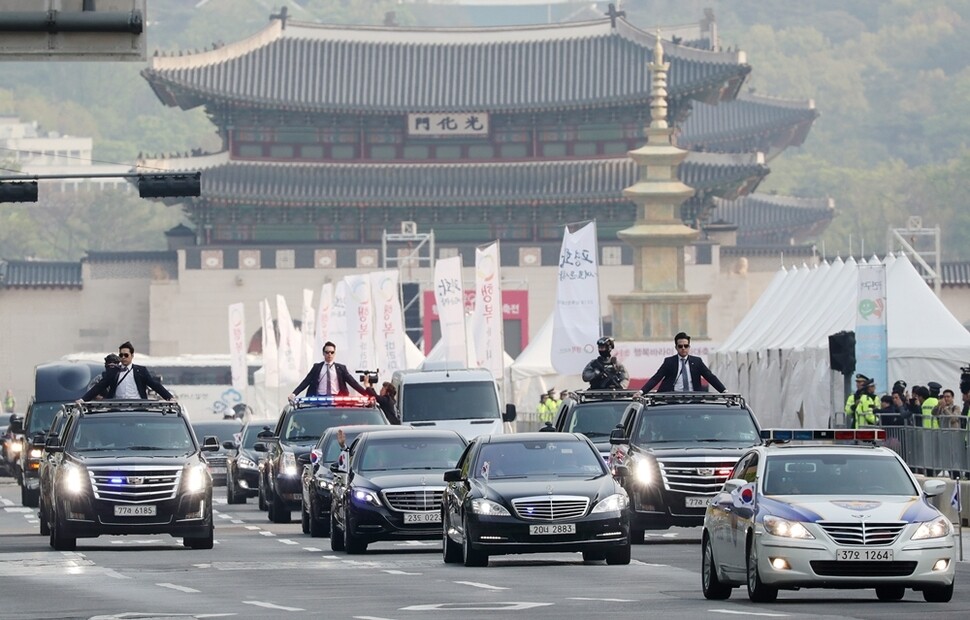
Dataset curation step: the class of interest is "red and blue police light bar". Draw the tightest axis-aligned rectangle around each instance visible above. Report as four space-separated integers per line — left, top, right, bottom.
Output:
760 429 885 442
297 395 375 408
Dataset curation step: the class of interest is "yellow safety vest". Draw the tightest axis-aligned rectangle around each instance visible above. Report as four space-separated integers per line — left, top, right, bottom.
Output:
921 397 940 428
844 393 876 428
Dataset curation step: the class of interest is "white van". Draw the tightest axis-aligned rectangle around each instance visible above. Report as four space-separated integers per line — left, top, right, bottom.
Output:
390 368 516 439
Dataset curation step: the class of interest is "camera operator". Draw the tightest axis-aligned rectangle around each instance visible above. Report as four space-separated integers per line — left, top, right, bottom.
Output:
363 375 400 425
582 337 629 390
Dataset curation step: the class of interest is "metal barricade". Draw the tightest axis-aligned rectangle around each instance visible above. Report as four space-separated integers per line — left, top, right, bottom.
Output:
880 419 970 478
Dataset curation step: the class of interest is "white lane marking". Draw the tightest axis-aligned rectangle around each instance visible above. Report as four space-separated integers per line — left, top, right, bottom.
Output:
323 555 340 559
243 601 305 612
192 563 211 569
278 539 298 545
569 597 636 602
196 615 238 618
453 581 508 591
383 569 421 575
104 569 130 580
354 616 398 620
110 539 162 544
631 561 668 567
231 519 244 524
710 610 788 617
395 540 436 546
6 507 33 512
217 514 233 520
303 547 321 552
157 582 201 593
244 525 261 530
0 497 14 506
403 602 552 611
259 531 276 537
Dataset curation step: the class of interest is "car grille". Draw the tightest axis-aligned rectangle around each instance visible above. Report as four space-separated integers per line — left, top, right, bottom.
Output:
810 561 917 577
88 465 182 504
205 454 228 468
511 496 590 521
657 458 737 494
819 522 906 546
382 487 444 512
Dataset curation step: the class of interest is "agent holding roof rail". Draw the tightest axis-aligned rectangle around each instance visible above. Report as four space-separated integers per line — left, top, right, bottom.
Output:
288 341 368 402
80 341 175 402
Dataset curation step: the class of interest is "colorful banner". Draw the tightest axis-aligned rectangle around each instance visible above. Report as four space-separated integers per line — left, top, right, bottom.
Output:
343 274 376 372
314 282 333 363
259 298 279 389
328 280 348 353
474 242 505 379
372 270 408 374
227 302 247 394
276 295 301 387
551 221 600 374
301 289 315 377
856 263 888 393
423 289 528 354
433 255 467 365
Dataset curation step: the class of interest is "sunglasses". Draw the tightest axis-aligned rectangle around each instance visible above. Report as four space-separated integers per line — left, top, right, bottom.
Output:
676 344 690 349
119 353 131 358
323 350 335 355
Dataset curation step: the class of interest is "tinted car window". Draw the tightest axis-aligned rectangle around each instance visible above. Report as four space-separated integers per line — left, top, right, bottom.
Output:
27 402 63 435
283 408 386 441
400 381 499 422
763 454 917 496
70 414 194 452
357 436 465 471
564 402 628 437
475 440 605 479
633 408 759 445
239 424 264 448
192 422 240 443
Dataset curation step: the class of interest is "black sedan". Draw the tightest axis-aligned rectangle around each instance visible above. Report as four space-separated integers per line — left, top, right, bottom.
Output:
330 429 467 554
300 424 404 537
225 422 272 504
442 432 631 567
191 419 242 486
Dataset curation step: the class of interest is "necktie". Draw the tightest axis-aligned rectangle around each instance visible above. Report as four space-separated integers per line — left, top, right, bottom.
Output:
325 365 333 395
681 358 689 392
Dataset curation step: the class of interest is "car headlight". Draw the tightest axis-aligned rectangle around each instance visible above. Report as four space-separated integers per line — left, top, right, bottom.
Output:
912 516 951 540
591 493 629 514
317 479 334 491
62 462 86 495
10 441 22 454
237 456 256 470
184 463 208 493
763 515 815 539
29 448 42 459
281 452 298 477
470 498 511 516
352 488 381 506
630 455 655 485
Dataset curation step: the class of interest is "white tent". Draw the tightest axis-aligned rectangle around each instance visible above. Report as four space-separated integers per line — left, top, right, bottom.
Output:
712 254 970 428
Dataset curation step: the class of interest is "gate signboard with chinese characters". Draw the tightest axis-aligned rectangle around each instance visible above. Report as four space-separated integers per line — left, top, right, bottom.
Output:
407 113 489 137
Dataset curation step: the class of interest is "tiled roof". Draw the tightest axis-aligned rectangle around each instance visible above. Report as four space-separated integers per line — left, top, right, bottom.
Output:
143 17 749 114
0 260 82 289
914 262 970 287
711 193 834 244
141 152 768 208
679 91 818 159
84 251 177 263
721 245 817 258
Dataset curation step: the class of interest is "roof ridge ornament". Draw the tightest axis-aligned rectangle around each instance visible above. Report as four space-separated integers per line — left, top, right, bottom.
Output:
649 30 669 130
270 5 288 30
605 3 626 29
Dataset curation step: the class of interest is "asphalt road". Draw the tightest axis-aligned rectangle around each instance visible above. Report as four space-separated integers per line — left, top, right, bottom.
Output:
1 477 968 620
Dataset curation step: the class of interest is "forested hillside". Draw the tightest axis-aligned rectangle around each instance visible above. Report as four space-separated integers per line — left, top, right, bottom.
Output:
1 0 968 261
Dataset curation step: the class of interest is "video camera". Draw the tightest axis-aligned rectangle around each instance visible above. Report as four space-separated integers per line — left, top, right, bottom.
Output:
357 369 379 385
960 364 970 395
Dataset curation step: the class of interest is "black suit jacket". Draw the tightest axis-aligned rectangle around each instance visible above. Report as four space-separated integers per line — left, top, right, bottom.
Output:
293 362 367 397
81 364 174 401
640 355 726 394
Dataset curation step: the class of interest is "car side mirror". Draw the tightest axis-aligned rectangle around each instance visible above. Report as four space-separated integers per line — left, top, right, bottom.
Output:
201 436 220 452
257 430 274 439
609 428 627 445
923 479 947 497
612 465 629 479
222 440 236 450
329 462 342 473
254 442 267 452
721 478 747 493
503 404 517 423
297 453 312 466
8 415 23 434
31 432 46 448
443 469 463 482
44 435 62 452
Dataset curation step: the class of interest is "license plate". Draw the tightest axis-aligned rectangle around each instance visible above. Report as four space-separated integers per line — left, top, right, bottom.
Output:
529 523 576 535
836 549 893 561
685 497 709 508
404 512 441 523
208 466 226 474
114 504 157 517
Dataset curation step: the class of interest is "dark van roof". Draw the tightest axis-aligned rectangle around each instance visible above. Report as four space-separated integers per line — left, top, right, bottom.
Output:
34 361 104 403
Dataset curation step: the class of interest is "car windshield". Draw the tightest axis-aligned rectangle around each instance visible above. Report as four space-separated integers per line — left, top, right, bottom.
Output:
283 408 386 442
320 430 365 463
357 436 465 472
239 424 266 449
71 414 194 452
633 407 760 445
401 381 499 422
564 402 628 438
474 440 606 479
27 402 64 435
191 422 240 444
763 453 918 496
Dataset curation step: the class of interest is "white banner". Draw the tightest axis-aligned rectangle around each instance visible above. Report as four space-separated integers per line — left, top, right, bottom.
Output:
474 242 505 379
276 295 302 387
260 299 279 389
314 282 333 363
372 270 407 374
301 289 315 377
344 274 376 372
856 263 888 392
227 302 247 394
328 280 348 352
433 255 467 365
551 221 600 374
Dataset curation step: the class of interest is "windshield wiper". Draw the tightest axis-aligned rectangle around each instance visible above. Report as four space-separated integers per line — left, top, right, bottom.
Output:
126 446 169 451
583 431 608 438
286 435 319 441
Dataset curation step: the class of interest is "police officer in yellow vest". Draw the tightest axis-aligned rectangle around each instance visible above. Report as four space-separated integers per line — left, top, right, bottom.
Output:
537 393 555 425
920 382 942 428
845 374 877 428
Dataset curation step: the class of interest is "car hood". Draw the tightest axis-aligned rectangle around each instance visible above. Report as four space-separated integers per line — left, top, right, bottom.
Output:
73 453 197 467
759 495 941 524
281 441 316 456
359 470 450 489
475 475 620 503
636 443 754 457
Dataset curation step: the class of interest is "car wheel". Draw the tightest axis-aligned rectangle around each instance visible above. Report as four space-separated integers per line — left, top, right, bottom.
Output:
701 535 732 600
183 523 214 550
49 506 76 551
330 512 345 551
605 544 631 566
875 585 905 601
461 517 488 567
630 526 645 544
258 478 267 511
582 550 606 562
21 484 38 508
226 471 240 505
38 498 50 536
745 537 778 602
301 501 310 534
308 497 329 538
922 582 953 603
270 492 291 524
442 515 462 564
344 512 367 554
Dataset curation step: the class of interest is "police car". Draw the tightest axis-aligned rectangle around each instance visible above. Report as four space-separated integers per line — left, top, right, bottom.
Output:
701 429 955 603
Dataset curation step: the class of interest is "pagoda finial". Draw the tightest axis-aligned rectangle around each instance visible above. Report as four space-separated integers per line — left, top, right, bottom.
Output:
648 30 669 130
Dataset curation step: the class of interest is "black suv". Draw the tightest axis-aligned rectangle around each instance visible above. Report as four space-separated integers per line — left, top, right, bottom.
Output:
40 400 219 550
257 395 388 524
608 393 762 541
553 390 641 462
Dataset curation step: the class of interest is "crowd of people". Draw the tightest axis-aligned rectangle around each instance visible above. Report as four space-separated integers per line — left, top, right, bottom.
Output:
847 374 970 429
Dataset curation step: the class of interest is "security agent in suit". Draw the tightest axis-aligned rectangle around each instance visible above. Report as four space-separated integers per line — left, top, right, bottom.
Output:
640 332 726 394
288 341 368 401
81 341 175 401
